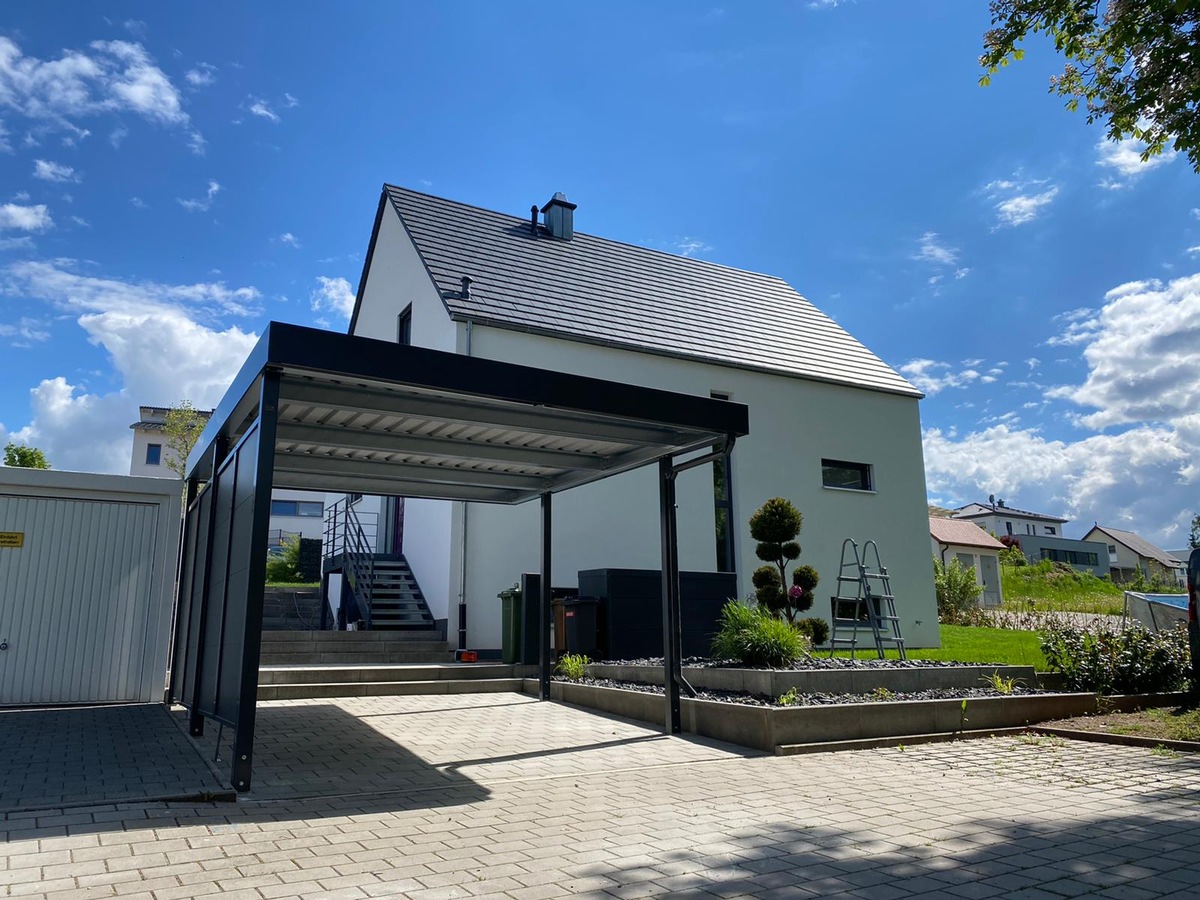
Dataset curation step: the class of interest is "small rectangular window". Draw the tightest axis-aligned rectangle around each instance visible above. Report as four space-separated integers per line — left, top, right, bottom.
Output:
1006 522 1013 535
821 459 872 491
1108 544 1117 554
145 443 162 466
271 500 325 517
1045 526 1056 535
397 305 412 345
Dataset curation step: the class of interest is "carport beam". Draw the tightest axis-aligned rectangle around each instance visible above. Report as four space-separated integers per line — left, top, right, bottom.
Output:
540 492 552 700
660 457 683 734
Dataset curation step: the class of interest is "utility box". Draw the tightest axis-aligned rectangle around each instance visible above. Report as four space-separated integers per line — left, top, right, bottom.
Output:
0 468 181 705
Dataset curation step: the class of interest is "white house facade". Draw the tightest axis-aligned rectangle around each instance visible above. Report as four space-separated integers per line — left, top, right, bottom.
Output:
345 186 938 651
953 500 1068 539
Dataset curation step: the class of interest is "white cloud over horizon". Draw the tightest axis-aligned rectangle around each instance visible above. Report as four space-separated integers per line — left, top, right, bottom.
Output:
1 259 261 474
310 275 355 319
0 203 52 231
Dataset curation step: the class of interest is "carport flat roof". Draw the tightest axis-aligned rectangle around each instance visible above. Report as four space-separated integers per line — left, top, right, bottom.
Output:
187 322 749 503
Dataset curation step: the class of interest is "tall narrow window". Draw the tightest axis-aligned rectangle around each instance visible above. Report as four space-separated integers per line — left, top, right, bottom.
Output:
145 443 162 466
711 392 736 573
397 305 412 345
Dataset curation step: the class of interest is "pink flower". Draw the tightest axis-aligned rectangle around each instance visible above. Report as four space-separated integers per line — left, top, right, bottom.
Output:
788 585 804 601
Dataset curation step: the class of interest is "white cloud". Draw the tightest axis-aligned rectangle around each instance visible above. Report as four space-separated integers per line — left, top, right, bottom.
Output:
247 97 281 124
984 174 1059 228
2 260 261 474
0 37 198 148
33 159 78 182
283 93 299 108
69 215 89 227
0 316 50 343
278 232 300 248
0 235 35 252
184 63 216 87
0 203 52 231
994 187 1059 227
913 232 958 266
898 358 982 395
1096 135 1177 183
674 237 712 258
176 180 221 212
310 276 356 320
0 119 9 153
130 196 147 209
1187 245 1200 256
954 267 971 280
1044 273 1200 430
109 126 127 148
123 20 147 38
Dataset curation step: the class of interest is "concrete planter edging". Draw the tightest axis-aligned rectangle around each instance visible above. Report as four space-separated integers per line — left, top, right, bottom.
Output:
524 679 1164 752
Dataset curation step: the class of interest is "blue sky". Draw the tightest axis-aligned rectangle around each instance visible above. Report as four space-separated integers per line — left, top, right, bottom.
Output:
1 2 1197 547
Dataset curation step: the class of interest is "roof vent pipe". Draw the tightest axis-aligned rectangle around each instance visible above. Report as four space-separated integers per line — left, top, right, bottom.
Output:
540 191 577 240
529 204 538 235
460 276 472 299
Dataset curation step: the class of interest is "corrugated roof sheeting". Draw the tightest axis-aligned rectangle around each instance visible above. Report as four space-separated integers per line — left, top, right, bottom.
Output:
385 186 921 398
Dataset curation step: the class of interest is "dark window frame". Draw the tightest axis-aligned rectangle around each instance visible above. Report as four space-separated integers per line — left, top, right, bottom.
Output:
145 443 162 466
820 458 873 492
397 305 412 346
270 499 324 518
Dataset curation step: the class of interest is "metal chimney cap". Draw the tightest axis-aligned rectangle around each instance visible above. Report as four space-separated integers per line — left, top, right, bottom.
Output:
540 192 577 213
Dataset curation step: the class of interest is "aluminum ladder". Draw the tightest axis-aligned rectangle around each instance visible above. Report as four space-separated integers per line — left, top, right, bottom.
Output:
828 538 907 660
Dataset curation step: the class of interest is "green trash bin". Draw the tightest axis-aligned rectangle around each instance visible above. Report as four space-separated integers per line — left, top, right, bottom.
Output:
499 585 521 664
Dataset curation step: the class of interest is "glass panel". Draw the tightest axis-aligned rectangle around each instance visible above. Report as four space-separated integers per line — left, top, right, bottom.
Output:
297 501 324 517
821 459 871 490
146 443 162 465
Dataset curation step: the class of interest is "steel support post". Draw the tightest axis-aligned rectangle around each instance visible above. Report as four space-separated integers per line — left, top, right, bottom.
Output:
659 457 683 734
189 438 228 738
230 371 281 792
539 492 553 700
168 476 200 706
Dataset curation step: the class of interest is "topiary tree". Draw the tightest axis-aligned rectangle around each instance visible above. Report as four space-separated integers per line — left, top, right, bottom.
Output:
749 497 819 623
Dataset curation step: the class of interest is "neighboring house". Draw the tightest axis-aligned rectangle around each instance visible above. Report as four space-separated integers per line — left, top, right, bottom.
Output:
129 405 325 548
953 499 1067 539
930 516 1004 607
1083 525 1186 587
343 185 938 652
1015 534 1108 578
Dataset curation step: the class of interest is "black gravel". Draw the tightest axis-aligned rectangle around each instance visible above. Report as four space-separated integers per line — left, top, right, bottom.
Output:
596 655 1007 670
561 676 1042 708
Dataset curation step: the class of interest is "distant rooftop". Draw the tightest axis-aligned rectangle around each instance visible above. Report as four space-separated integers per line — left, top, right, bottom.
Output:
1089 525 1183 569
954 501 1068 524
930 516 1005 550
130 406 214 431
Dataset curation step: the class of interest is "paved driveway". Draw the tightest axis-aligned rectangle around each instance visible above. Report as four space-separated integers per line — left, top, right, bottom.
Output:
4 693 1200 899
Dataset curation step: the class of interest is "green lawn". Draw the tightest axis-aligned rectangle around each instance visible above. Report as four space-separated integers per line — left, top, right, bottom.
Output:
830 624 1047 669
1000 560 1125 615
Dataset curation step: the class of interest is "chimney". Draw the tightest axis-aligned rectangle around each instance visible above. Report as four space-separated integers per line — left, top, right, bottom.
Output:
540 191 577 240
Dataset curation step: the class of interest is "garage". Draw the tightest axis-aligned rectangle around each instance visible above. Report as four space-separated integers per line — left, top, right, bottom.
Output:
0 468 181 705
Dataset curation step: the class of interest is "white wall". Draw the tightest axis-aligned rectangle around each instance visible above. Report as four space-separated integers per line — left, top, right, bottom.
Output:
351 206 455 619
269 488 327 541
129 428 169 478
961 511 1060 538
443 324 937 651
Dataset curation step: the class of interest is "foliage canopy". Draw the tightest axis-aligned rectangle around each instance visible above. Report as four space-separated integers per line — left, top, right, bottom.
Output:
3 442 50 469
163 400 208 479
981 0 1200 172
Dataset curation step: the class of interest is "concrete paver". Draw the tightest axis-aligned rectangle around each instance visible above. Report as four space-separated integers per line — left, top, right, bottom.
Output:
3 695 1200 898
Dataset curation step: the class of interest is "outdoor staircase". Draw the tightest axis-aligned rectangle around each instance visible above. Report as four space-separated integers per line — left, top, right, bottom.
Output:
257 659 536 701
366 557 436 630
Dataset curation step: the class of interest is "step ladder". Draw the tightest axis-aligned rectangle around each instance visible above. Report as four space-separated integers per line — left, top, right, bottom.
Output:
828 538 906 660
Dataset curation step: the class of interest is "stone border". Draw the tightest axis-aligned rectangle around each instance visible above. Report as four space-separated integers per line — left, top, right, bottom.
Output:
587 662 1037 696
527 679 1184 753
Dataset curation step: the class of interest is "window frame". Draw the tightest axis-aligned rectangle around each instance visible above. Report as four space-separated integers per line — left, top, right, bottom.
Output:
820 458 874 492
145 443 162 466
397 304 412 346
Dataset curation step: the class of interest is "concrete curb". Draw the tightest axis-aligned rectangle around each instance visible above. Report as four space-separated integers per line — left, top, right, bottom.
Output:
1029 726 1200 753
528 679 1185 753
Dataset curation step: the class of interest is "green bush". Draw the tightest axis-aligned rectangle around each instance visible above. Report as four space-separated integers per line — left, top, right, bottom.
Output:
711 600 807 668
795 616 830 646
933 556 983 624
748 498 817 622
266 535 301 583
1041 621 1191 695
555 653 590 680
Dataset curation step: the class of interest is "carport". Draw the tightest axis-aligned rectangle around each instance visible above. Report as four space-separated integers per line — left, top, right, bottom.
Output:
170 322 749 791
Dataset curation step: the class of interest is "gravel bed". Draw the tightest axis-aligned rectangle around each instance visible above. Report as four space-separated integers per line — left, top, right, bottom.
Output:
561 676 1043 708
597 655 1005 670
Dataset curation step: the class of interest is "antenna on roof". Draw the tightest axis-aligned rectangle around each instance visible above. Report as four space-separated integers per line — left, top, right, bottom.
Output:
988 494 995 507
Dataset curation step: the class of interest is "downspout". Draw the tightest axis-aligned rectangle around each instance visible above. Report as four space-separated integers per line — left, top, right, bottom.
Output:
457 318 473 650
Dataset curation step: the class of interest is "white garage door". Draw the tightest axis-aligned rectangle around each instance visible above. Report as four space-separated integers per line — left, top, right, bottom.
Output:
0 494 164 704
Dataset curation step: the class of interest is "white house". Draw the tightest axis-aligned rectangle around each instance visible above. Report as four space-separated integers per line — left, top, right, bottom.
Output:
953 499 1067 539
1083 524 1186 587
344 186 937 651
930 516 1004 607
129 405 326 548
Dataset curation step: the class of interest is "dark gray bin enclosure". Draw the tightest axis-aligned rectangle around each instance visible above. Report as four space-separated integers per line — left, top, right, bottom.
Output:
562 597 601 658
580 569 736 660
170 322 748 791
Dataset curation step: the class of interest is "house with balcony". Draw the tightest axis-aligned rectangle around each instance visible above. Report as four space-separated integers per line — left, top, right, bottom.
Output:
951 498 1107 575
335 185 938 653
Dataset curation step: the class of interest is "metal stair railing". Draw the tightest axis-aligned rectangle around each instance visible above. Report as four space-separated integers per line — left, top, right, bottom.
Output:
322 498 379 629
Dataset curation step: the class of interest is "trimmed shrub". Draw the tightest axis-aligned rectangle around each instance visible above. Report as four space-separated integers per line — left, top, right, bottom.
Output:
749 498 818 622
1041 621 1191 695
711 600 807 668
795 616 830 647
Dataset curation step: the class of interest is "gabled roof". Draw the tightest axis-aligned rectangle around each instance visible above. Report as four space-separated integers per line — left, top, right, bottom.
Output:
954 502 1068 524
1088 525 1183 568
359 186 921 398
930 517 1005 550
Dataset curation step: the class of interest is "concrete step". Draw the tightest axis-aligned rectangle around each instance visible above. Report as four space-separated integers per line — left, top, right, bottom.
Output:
261 630 445 643
257 678 525 701
259 651 456 666
259 663 532 685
